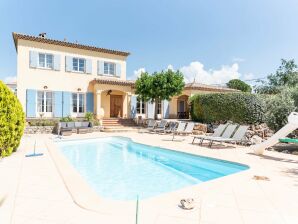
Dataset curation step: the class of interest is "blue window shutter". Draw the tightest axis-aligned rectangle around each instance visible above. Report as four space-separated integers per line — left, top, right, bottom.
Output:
130 95 137 118
86 92 94 113
62 92 71 117
53 54 60 71
26 89 36 117
163 100 169 118
54 91 63 117
97 60 104 75
116 63 121 77
65 56 72 72
147 102 155 119
86 59 92 74
29 51 38 68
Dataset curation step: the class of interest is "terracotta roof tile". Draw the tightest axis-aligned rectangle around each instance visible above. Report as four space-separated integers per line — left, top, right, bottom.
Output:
184 82 238 92
12 32 130 56
92 78 135 87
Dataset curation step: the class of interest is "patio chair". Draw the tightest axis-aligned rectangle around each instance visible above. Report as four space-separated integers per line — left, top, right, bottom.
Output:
207 125 249 148
153 120 168 133
172 122 195 140
191 124 227 145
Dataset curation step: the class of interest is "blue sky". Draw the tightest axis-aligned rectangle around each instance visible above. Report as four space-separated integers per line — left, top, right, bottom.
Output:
1 0 298 85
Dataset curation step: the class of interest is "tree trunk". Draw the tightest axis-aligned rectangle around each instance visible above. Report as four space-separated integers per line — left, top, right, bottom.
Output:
154 98 158 120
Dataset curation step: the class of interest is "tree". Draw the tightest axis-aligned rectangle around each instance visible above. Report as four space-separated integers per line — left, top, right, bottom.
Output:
135 69 185 119
255 59 298 94
227 79 252 92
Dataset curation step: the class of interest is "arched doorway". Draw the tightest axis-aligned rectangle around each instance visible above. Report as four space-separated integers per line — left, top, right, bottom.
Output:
177 95 189 119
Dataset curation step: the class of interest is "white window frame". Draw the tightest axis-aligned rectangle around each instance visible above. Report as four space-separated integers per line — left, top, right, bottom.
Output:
72 57 86 73
71 93 86 117
37 91 53 118
136 98 146 114
38 53 53 69
104 62 116 76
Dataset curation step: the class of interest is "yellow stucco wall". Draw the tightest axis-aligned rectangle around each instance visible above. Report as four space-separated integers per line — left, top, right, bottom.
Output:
16 39 128 110
94 84 131 118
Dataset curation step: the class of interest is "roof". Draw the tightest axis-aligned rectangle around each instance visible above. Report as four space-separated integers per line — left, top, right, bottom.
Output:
91 78 237 92
92 78 135 87
12 32 130 57
184 82 238 92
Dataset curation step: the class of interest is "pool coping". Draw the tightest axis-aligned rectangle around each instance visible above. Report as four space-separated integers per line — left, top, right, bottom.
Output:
45 135 250 215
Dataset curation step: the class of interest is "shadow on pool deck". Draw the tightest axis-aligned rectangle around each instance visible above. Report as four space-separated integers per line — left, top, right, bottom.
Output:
247 152 298 164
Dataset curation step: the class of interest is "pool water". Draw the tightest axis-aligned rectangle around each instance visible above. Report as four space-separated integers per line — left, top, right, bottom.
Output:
56 137 248 200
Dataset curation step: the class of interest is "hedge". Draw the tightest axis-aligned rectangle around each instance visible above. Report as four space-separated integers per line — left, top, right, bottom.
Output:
0 81 25 157
190 93 266 124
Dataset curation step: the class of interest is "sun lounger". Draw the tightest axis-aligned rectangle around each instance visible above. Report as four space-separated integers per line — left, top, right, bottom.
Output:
207 125 249 147
153 120 168 133
172 122 195 140
164 122 178 134
192 124 227 144
145 119 157 131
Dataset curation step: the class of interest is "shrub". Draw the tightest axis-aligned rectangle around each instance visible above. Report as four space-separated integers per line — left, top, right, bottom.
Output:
263 89 296 131
84 112 94 122
0 81 25 157
60 116 74 122
28 119 57 126
190 93 266 124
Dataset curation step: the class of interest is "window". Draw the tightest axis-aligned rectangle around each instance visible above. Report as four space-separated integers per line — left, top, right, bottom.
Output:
73 58 85 72
37 91 53 113
157 100 161 114
104 62 116 75
136 98 146 114
72 93 85 114
38 53 53 69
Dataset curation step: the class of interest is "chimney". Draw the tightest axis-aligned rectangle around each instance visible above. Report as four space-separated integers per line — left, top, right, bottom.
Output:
39 32 47 38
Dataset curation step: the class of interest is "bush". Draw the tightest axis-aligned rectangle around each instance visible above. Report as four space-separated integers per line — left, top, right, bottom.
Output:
28 119 57 126
190 93 266 124
84 112 94 122
60 116 74 122
0 81 25 157
263 89 296 131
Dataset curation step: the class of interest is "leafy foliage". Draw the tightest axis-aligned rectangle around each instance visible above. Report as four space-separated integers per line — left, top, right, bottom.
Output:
60 116 74 122
190 93 266 124
227 79 252 92
255 59 298 94
0 81 25 157
262 89 296 131
84 112 94 122
28 119 57 126
135 69 185 118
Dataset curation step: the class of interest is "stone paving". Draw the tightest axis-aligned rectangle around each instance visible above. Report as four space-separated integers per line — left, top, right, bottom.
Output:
0 132 298 224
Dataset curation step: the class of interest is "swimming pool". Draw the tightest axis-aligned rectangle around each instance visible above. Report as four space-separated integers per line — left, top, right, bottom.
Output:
56 137 248 200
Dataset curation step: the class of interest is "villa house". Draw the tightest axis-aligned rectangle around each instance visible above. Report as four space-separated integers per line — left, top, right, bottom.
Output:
13 32 235 120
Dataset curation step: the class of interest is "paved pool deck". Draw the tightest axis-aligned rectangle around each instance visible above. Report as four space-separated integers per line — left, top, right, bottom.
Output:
0 132 297 224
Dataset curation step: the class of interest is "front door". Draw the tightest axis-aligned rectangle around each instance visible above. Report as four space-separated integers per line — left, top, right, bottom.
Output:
110 95 123 117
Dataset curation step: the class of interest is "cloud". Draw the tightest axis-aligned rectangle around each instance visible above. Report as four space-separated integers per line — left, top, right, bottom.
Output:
232 57 245 63
133 68 146 79
132 61 253 85
167 64 174 71
3 76 17 83
180 61 242 85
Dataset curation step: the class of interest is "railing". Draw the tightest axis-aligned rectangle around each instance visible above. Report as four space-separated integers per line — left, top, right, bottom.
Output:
177 112 189 119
